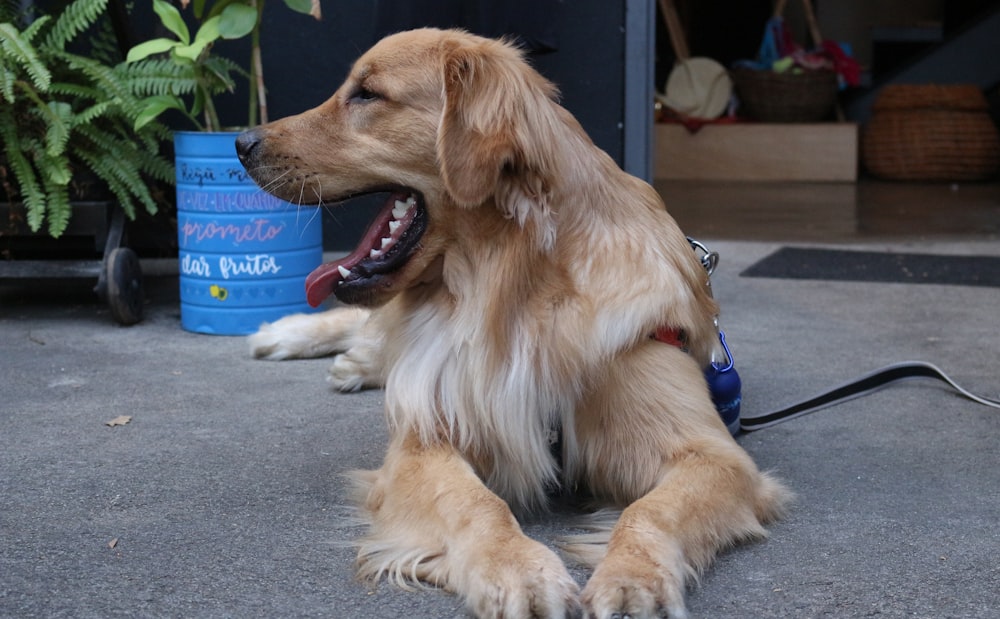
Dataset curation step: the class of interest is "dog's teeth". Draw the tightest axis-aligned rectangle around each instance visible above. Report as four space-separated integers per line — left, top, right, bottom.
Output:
370 249 382 259
381 237 393 249
388 220 401 234
337 265 351 278
406 195 416 206
392 201 408 219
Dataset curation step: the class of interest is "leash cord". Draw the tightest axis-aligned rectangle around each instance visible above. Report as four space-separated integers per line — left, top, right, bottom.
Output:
683 239 999 434
739 361 1000 432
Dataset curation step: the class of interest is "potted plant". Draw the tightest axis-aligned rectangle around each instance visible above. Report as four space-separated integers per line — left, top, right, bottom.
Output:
0 0 174 238
1 0 180 324
126 0 326 335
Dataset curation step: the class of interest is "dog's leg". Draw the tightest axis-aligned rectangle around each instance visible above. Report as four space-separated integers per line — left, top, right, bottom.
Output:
352 433 581 618
573 344 791 619
248 307 371 360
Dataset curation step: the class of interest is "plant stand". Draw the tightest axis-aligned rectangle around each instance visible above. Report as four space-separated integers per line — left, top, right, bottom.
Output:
0 202 145 325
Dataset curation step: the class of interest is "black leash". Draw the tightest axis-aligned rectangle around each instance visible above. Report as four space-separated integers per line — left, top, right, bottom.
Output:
739 361 1000 432
683 239 1000 434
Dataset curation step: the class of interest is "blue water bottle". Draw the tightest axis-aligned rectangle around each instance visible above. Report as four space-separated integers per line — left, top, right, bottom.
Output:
704 330 742 436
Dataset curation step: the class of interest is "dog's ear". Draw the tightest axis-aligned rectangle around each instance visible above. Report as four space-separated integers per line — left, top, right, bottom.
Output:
437 37 559 241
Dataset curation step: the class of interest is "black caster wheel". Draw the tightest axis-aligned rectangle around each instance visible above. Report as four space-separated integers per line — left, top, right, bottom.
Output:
106 247 144 325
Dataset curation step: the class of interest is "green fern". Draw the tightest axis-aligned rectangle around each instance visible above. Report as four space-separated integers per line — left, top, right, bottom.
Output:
0 67 15 101
0 0 175 238
75 124 162 217
0 20 52 92
40 174 71 236
0 115 46 227
120 57 201 97
42 0 108 51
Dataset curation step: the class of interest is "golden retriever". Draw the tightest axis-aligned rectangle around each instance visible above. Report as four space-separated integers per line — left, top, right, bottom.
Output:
236 28 790 619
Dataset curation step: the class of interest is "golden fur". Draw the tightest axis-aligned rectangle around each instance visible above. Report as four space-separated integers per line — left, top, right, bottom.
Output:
240 28 790 619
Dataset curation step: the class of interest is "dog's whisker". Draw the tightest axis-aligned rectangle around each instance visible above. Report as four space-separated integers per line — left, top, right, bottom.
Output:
300 196 323 233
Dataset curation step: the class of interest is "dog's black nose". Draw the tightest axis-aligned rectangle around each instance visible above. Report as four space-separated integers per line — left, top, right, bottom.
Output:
235 129 261 164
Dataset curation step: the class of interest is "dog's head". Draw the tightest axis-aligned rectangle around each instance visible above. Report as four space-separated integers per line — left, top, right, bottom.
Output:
236 28 565 307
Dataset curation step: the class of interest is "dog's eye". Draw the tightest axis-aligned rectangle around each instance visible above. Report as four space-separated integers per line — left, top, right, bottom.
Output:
350 87 381 104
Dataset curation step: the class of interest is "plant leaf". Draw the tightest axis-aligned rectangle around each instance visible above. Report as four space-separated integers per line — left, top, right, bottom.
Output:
283 0 315 16
133 94 186 130
126 37 177 63
173 41 208 61
193 14 222 46
152 0 190 45
218 3 257 40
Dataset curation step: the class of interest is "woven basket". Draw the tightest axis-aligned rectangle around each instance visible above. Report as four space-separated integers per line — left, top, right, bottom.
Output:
732 67 839 123
863 84 1000 181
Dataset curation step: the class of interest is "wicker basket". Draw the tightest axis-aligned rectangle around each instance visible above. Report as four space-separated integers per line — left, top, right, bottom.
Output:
862 84 1000 181
732 67 839 122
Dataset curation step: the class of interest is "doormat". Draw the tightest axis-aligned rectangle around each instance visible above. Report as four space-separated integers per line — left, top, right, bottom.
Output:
740 247 1000 287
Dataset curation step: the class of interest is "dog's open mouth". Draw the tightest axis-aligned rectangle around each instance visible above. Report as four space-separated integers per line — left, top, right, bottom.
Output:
306 190 427 307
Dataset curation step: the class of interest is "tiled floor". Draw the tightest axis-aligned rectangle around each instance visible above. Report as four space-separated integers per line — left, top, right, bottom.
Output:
655 179 1000 243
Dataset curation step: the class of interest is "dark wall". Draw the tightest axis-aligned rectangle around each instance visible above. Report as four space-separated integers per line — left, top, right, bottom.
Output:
256 0 625 163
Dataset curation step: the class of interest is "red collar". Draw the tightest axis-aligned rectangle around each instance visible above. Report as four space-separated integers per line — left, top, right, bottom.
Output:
653 326 686 349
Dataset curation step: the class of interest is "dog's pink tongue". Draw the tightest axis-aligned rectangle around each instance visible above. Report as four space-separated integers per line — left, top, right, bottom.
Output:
305 260 349 307
305 191 413 307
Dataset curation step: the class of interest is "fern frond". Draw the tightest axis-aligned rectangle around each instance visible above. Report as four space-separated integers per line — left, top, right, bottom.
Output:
201 55 241 94
40 175 71 237
70 100 113 127
0 21 52 91
60 52 128 100
127 137 175 183
42 101 73 158
15 83 72 159
0 68 15 102
71 144 137 220
20 12 51 41
73 125 160 217
118 57 200 97
0 114 46 229
47 81 101 100
38 150 71 186
43 0 107 52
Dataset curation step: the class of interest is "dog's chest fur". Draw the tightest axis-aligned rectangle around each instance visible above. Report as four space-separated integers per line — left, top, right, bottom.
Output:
379 277 587 513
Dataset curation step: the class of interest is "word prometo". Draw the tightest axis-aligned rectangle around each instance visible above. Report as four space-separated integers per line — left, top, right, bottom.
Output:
180 218 286 246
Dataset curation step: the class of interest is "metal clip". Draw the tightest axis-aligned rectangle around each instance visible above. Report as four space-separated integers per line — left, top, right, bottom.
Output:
712 330 735 372
686 237 719 276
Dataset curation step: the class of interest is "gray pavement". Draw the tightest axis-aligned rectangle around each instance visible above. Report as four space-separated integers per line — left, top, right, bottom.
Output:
2 240 998 618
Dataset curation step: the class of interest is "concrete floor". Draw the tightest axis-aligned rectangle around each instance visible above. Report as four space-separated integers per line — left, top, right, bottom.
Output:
2 179 998 618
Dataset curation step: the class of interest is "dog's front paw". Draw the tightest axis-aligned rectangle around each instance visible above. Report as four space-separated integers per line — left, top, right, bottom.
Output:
247 314 323 360
462 538 581 619
582 542 689 619
326 351 379 392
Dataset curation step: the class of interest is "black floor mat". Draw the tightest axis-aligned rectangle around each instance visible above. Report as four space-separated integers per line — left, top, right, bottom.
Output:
741 247 1000 287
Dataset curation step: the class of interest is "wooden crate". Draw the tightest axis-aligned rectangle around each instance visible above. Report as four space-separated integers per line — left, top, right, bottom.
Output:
654 123 858 182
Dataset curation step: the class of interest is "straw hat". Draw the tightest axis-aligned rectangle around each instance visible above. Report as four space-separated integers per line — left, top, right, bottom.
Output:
658 57 733 120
